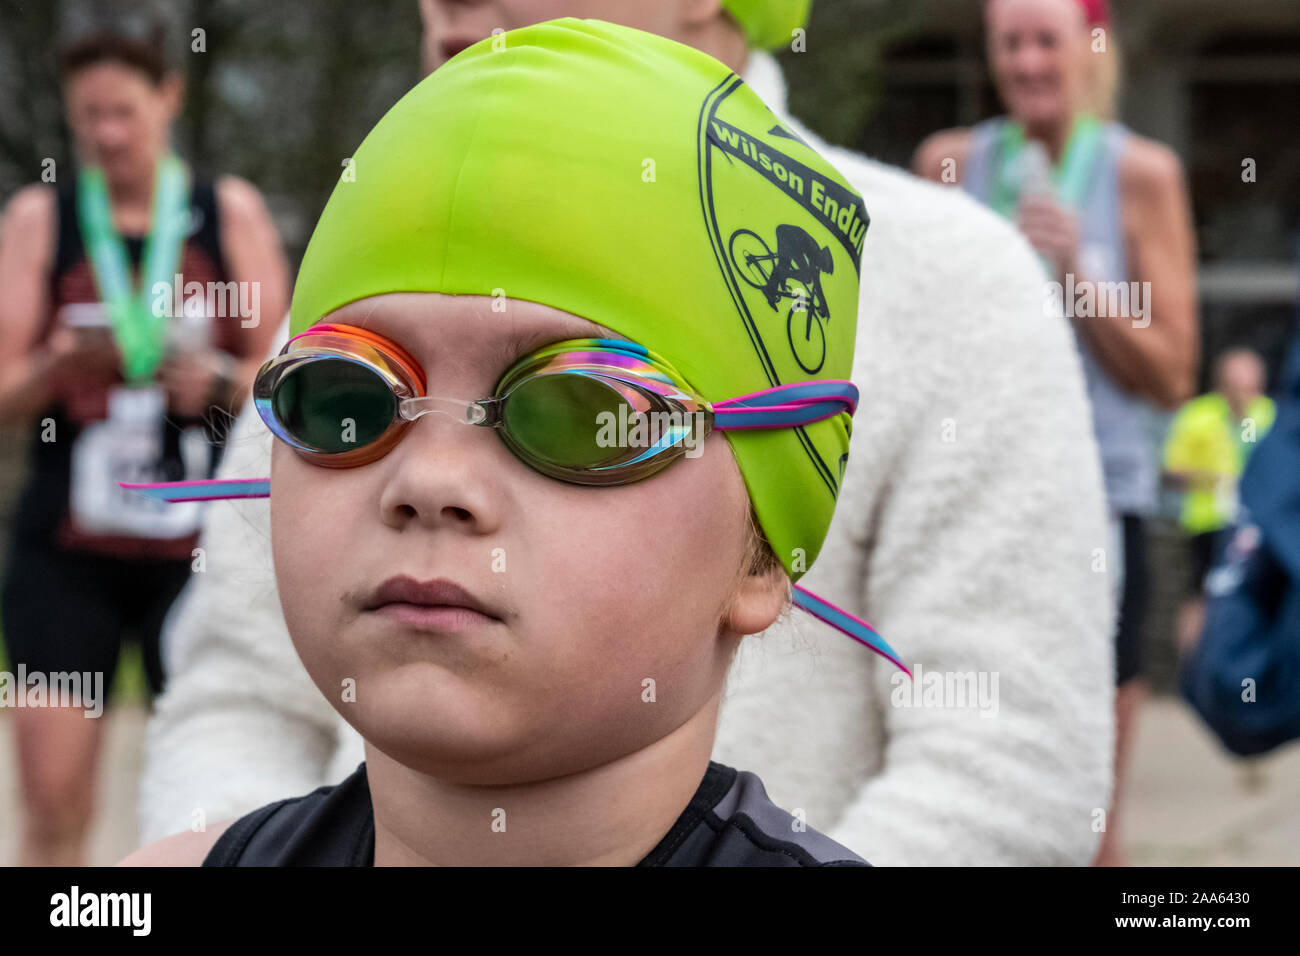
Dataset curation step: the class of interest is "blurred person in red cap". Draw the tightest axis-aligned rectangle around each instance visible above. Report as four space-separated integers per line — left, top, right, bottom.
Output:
0 19 288 865
915 0 1200 866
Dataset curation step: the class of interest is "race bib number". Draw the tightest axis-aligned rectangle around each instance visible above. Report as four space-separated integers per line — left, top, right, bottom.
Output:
68 385 211 538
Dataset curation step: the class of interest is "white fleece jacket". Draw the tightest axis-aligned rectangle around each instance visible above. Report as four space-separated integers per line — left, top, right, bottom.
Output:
139 52 1115 865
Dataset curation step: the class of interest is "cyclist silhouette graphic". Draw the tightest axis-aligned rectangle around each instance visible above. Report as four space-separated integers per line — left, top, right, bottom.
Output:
766 223 833 313
728 222 835 373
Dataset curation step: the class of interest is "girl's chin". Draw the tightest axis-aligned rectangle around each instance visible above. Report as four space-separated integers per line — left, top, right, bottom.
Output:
359 725 540 780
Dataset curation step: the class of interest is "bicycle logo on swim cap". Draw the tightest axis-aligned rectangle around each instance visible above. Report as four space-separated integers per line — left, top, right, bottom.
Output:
697 87 865 381
728 223 834 374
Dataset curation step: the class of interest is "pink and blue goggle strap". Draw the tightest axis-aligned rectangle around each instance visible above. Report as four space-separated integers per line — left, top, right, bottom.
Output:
119 379 909 675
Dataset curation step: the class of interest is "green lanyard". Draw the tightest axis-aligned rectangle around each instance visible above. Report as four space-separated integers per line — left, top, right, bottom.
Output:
77 154 190 385
990 113 1103 219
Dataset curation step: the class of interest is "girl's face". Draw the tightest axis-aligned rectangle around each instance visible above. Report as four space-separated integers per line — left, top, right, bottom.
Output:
986 0 1090 126
271 293 776 784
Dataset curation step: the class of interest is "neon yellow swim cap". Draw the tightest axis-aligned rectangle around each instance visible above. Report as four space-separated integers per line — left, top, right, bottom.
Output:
722 0 813 50
289 18 867 582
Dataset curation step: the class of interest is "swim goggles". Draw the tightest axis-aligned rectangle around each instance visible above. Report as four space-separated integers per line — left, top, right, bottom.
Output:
121 322 909 674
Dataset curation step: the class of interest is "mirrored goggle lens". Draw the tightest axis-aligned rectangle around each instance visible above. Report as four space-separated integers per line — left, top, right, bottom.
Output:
501 372 698 471
272 357 397 452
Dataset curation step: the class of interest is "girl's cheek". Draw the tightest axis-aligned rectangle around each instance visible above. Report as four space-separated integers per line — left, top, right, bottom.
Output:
271 454 341 618
273 448 354 543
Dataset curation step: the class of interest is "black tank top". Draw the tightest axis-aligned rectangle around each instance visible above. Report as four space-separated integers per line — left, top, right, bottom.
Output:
202 761 871 867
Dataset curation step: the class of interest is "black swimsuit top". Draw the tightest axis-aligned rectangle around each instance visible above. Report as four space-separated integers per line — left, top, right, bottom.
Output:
203 760 871 867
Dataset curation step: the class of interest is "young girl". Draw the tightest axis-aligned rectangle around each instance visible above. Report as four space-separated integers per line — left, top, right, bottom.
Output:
117 17 907 867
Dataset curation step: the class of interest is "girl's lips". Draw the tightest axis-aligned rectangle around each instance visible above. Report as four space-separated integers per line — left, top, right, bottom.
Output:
371 602 500 633
362 575 502 620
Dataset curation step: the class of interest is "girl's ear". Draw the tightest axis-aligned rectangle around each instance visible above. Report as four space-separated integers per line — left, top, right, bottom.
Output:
722 561 791 638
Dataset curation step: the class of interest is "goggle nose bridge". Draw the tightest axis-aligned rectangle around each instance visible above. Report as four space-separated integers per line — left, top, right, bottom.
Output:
397 394 500 427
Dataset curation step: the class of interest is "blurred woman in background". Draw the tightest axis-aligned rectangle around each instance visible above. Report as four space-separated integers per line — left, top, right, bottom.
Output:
0 24 288 865
913 0 1199 865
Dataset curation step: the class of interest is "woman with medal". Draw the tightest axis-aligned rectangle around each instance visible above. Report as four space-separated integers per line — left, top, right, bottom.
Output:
914 0 1199 866
0 24 288 865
